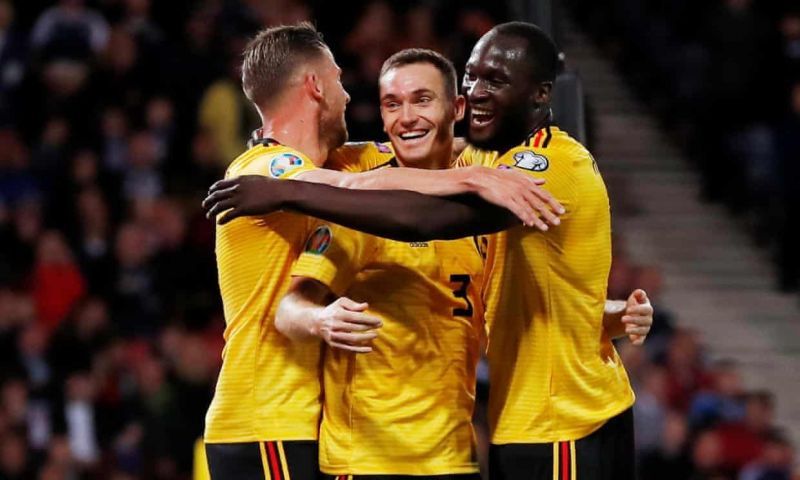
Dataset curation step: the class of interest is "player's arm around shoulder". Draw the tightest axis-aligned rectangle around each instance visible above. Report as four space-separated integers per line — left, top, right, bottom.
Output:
276 278 382 353
276 222 383 352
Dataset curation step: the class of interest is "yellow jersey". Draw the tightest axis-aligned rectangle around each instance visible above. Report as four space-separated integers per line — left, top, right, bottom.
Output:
459 126 634 444
291 142 484 474
204 141 321 443
327 141 397 172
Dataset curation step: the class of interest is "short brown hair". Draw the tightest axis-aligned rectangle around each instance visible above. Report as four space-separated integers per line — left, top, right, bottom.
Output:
241 22 329 107
379 48 458 99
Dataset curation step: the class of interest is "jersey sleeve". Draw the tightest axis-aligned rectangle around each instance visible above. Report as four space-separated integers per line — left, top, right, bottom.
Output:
230 146 317 180
327 142 396 173
291 221 379 296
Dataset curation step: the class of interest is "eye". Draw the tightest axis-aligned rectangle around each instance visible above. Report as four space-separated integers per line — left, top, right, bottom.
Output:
418 96 432 104
383 101 400 110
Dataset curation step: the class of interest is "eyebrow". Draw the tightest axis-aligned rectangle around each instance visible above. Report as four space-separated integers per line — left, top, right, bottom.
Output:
380 89 437 102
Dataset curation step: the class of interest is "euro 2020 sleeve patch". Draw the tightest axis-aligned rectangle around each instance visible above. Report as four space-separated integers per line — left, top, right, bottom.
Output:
304 225 333 255
269 153 305 178
512 150 549 172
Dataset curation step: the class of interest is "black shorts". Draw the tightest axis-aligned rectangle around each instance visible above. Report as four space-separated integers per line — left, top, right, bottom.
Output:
206 440 322 480
324 475 481 480
488 408 635 480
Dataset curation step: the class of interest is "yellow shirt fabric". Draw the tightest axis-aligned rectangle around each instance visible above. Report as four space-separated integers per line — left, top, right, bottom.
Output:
204 142 321 443
460 126 634 444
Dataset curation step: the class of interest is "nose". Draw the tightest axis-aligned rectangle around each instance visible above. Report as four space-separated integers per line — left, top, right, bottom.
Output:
344 89 351 104
467 79 490 103
399 102 416 126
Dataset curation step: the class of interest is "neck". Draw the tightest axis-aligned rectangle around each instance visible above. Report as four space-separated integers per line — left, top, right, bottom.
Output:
256 102 328 167
526 107 552 138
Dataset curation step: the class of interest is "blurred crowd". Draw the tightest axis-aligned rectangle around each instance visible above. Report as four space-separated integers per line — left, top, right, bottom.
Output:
0 0 795 479
567 0 800 293
608 238 795 480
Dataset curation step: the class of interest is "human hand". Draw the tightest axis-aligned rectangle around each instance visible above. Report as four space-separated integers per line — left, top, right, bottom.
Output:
202 175 287 224
467 166 564 231
313 297 382 353
622 289 653 346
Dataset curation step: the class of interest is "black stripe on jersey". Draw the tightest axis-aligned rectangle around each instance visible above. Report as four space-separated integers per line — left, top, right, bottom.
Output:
541 126 553 148
252 137 282 148
367 157 399 170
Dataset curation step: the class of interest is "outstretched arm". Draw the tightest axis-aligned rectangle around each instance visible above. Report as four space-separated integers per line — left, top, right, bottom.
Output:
276 278 382 353
295 165 563 229
203 176 535 241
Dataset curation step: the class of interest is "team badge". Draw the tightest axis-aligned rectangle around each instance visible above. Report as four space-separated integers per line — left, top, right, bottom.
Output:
304 225 332 255
512 150 549 172
374 142 392 153
269 153 304 178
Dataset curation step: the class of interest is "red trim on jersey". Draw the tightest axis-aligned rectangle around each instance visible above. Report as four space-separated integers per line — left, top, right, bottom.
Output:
266 442 282 480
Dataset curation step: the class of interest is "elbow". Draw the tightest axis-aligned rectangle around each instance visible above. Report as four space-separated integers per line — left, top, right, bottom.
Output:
274 308 292 338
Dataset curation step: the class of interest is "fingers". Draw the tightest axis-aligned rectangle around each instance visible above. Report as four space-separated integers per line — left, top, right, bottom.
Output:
632 289 648 304
522 189 560 227
335 297 369 312
206 198 235 221
331 311 382 330
218 208 244 225
207 178 238 195
202 187 234 211
506 196 542 230
622 312 652 327
326 330 378 353
328 341 373 353
629 334 646 346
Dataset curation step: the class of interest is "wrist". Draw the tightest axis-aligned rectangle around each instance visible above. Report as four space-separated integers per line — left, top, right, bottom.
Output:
459 166 482 194
308 306 325 338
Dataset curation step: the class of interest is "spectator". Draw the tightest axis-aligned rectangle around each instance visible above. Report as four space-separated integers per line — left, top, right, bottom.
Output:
30 0 109 61
689 359 746 430
31 230 86 333
715 391 777 472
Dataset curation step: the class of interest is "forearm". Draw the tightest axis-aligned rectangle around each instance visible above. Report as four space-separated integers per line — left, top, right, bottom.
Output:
603 299 627 339
299 166 482 196
275 289 326 342
282 180 517 241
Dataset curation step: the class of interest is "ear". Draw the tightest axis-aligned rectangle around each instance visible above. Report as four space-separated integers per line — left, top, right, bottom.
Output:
453 94 466 122
533 81 553 106
305 71 324 102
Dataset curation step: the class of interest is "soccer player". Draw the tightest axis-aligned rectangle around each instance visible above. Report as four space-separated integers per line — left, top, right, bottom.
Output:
202 23 349 480
203 22 642 480
276 49 486 478
204 22 564 480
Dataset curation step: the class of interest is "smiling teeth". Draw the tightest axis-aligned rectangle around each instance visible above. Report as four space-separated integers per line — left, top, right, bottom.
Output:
400 130 427 139
472 109 493 116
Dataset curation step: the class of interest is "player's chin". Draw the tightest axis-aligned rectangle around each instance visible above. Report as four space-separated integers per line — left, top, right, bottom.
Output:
467 127 497 150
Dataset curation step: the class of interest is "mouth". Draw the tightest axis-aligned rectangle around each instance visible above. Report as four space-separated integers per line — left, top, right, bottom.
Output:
397 129 430 145
470 108 495 129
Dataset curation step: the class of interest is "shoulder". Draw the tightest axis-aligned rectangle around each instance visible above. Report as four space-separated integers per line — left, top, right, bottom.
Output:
498 127 593 173
227 145 313 179
328 141 396 172
457 145 497 168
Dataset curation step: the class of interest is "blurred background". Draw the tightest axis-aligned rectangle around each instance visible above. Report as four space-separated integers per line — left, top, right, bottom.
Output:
0 0 797 479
